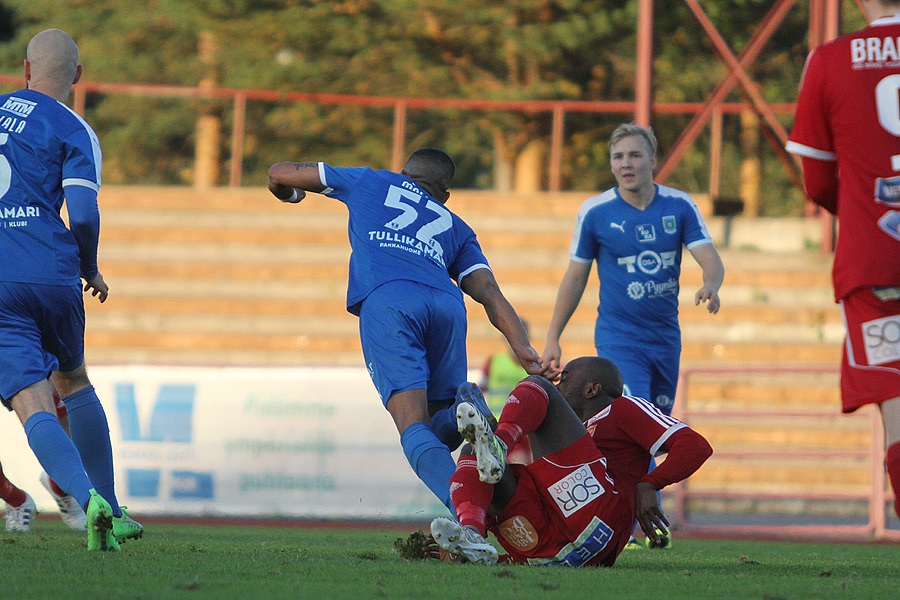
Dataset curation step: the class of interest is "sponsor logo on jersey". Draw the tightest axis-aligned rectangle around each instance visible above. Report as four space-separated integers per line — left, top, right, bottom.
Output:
627 278 679 301
875 177 900 207
627 281 645 300
636 224 656 242
3 206 40 228
0 114 27 134
498 515 539 551
851 36 900 66
662 215 677 234
610 220 625 232
2 206 40 218
879 210 900 242
1 96 36 118
368 230 446 268
548 464 604 517
617 249 677 274
862 313 900 366
527 517 614 567
655 394 673 412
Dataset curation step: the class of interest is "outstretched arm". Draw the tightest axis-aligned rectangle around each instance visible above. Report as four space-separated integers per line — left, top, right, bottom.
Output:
460 268 544 376
689 243 724 315
267 162 327 203
634 427 713 542
542 260 591 375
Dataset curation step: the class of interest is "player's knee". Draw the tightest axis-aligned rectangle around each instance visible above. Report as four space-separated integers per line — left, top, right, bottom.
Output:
52 365 91 396
523 374 554 395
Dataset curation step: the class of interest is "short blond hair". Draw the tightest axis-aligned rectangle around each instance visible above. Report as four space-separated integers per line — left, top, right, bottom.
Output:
610 123 657 156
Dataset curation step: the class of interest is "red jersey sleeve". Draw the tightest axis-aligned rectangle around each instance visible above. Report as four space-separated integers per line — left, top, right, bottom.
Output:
639 428 713 490
787 48 837 162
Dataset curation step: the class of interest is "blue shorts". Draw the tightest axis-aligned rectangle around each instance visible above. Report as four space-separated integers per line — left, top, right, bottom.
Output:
596 343 680 415
358 280 468 407
0 281 85 406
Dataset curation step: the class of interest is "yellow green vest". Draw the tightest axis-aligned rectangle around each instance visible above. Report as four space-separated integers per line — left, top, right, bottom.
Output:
485 353 527 413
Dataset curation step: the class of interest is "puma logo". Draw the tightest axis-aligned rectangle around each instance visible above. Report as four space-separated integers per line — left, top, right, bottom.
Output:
610 221 625 232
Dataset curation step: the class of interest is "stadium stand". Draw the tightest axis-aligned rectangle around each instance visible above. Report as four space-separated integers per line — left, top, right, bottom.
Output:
86 185 897 535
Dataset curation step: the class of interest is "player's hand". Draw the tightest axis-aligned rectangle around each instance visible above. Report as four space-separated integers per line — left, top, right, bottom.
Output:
694 286 720 314
517 346 547 377
83 272 109 303
540 342 563 379
268 179 305 203
634 482 669 543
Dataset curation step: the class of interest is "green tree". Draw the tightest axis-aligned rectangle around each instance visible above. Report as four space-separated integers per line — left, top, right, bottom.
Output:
0 0 860 213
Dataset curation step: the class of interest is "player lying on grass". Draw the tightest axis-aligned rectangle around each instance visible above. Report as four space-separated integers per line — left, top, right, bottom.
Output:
428 358 712 566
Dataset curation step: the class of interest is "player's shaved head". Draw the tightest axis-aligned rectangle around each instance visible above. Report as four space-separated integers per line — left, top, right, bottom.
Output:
568 356 624 398
557 356 625 421
25 29 81 102
27 29 79 84
403 147 455 202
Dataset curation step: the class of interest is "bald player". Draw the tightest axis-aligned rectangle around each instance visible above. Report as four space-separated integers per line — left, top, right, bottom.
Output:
0 29 139 550
268 149 544 514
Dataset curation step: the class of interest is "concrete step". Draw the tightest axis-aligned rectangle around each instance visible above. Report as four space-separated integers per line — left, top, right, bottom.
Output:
694 415 869 451
92 267 836 312
682 376 842 408
83 326 840 368
690 457 871 493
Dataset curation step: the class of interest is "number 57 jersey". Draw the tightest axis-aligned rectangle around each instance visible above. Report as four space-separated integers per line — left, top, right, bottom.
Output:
317 164 489 316
787 16 900 299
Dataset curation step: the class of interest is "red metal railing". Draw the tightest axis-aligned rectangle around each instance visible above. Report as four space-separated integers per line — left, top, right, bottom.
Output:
0 73 797 192
670 365 899 540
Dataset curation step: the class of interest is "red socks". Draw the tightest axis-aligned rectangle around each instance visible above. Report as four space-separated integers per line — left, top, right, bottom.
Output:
451 380 550 537
0 462 27 508
494 379 549 451
450 456 493 536
887 441 900 521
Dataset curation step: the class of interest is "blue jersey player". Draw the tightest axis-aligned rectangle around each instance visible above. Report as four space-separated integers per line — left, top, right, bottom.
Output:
543 123 724 416
0 29 141 549
268 149 544 513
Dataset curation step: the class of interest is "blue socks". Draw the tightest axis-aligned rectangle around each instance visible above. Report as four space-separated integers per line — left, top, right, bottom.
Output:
430 405 462 451
63 386 121 517
400 422 456 513
24 411 93 510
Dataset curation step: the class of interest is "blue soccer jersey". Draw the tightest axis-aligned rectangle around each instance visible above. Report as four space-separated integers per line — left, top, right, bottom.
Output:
0 89 101 286
318 163 490 315
570 184 713 350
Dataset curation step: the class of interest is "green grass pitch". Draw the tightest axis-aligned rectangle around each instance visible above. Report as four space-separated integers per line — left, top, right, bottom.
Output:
2 519 898 599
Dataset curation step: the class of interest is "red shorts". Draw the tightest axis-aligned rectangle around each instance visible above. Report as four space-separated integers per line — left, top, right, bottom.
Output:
840 288 900 412
489 434 633 567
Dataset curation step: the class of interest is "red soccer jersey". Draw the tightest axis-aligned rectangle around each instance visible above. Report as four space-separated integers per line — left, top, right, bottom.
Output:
787 16 900 299
584 395 687 496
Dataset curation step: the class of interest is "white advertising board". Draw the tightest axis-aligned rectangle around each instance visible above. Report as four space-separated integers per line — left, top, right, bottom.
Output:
0 366 450 520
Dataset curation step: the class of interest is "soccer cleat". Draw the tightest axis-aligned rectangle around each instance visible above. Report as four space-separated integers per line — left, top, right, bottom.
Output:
39 472 87 531
112 506 143 543
457 401 507 484
4 492 36 533
454 382 497 431
86 489 119 551
430 517 498 565
623 536 646 551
